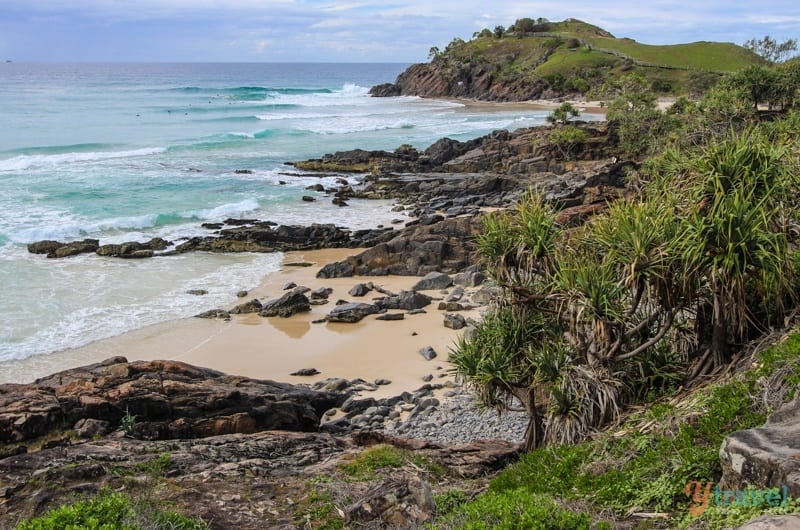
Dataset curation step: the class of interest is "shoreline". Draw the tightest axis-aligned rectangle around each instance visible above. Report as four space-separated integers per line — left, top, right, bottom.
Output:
441 95 677 115
4 248 476 398
442 96 608 115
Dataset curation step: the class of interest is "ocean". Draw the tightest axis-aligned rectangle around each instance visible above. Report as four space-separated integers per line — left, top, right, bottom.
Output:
0 62 556 382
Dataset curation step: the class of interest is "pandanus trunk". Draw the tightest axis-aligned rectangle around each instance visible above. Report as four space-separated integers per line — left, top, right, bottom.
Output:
520 387 543 452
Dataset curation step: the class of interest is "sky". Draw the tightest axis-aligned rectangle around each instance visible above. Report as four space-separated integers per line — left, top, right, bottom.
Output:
1 1 799 63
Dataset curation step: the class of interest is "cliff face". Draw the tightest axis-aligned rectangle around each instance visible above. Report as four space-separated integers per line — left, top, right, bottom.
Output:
370 61 553 102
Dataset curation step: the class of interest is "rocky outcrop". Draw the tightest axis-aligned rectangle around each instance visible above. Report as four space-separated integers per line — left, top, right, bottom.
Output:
720 396 800 497
317 216 482 278
259 290 311 318
27 238 99 258
0 428 520 529
412 271 453 291
27 222 398 260
325 302 381 323
369 61 553 102
0 357 344 445
95 237 171 258
736 515 800 529
172 222 391 254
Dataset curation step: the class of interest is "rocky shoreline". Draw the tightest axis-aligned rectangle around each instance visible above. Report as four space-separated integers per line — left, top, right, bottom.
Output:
5 121 631 528
7 116 800 529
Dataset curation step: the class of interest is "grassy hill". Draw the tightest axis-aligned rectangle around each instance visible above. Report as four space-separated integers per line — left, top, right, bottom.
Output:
377 18 765 101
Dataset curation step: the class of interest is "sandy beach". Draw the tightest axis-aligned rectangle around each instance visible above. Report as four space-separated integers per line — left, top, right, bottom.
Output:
5 248 478 397
447 96 608 115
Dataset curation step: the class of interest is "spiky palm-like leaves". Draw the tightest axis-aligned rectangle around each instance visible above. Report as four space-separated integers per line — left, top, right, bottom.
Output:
452 128 798 450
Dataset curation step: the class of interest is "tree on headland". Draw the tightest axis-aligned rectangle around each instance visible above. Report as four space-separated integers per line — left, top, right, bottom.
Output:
546 102 580 125
744 35 798 63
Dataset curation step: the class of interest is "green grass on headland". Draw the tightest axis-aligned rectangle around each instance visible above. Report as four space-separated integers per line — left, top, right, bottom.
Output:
433 331 800 529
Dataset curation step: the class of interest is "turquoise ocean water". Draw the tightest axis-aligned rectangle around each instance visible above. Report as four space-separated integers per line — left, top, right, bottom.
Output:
0 62 558 381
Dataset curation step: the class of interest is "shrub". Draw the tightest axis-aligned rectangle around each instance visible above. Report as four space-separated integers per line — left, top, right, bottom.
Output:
15 491 207 530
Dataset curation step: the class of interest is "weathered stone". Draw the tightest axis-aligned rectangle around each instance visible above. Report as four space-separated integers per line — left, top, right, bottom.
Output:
230 298 263 314
346 475 435 527
326 303 380 323
73 418 112 439
419 347 437 361
0 358 344 444
376 313 405 321
720 396 800 497
736 515 800 529
28 238 100 259
348 283 372 297
317 217 482 278
412 271 453 291
260 292 311 318
377 290 432 311
310 287 333 300
195 309 231 320
290 368 320 377
444 313 467 330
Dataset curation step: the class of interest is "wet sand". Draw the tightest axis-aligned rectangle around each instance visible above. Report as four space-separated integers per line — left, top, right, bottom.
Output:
15 248 477 398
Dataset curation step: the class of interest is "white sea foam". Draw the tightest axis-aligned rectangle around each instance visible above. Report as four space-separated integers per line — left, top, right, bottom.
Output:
0 252 283 366
8 198 262 244
0 147 166 172
193 198 261 219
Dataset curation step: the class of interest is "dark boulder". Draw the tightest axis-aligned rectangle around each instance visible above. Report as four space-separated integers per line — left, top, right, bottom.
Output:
377 290 432 311
260 291 311 318
326 303 380 323
412 271 453 291
27 239 100 259
230 298 263 315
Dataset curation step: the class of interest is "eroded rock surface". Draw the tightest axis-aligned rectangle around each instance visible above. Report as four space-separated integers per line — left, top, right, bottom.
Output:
0 357 344 445
720 396 800 497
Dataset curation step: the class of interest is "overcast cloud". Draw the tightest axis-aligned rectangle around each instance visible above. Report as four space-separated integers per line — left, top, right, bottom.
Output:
1 1 798 62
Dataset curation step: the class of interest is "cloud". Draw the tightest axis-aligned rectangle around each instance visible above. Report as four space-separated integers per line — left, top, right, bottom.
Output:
2 0 800 61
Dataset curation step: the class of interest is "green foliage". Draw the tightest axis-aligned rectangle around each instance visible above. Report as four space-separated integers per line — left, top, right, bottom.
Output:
479 328 800 528
546 102 581 125
678 488 800 529
743 35 798 63
295 486 344 530
15 491 207 530
340 444 444 479
435 489 597 529
454 117 800 451
446 18 761 100
120 407 136 435
547 125 589 159
434 489 469 518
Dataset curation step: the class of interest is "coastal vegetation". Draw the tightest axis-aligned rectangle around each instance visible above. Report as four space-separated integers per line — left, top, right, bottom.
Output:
440 332 800 528
451 46 800 452
373 18 767 101
5 19 800 530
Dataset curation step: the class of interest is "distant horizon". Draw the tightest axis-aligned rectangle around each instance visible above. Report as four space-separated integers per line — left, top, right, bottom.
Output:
2 1 798 63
